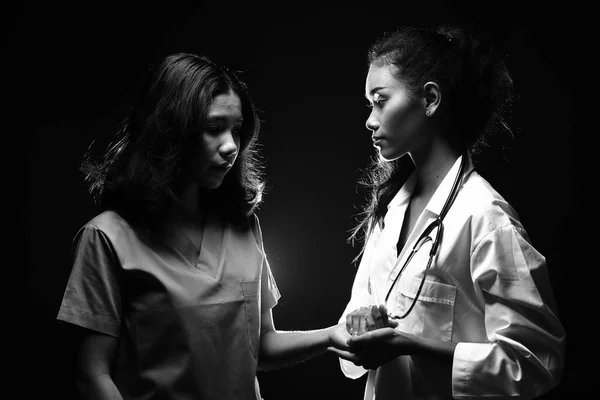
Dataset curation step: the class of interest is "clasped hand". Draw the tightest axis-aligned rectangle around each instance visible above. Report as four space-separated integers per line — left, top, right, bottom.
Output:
328 304 416 370
346 304 398 336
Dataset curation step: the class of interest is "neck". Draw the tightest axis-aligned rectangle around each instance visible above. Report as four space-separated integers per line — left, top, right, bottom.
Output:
180 183 200 212
409 140 462 199
170 182 206 225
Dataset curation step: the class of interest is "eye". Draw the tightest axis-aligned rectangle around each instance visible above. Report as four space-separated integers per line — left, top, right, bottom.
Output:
373 93 385 107
366 93 385 109
366 99 385 109
205 124 223 135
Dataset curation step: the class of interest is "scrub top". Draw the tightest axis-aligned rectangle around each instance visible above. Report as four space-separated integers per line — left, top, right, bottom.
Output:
57 210 280 400
339 155 565 400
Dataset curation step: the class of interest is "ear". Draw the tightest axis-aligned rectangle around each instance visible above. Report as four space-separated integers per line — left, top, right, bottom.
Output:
422 81 441 117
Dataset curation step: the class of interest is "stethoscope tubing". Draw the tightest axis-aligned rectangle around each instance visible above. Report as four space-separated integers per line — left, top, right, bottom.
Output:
383 153 467 319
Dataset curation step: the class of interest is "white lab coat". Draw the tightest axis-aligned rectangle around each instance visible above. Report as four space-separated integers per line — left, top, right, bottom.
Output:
339 155 565 399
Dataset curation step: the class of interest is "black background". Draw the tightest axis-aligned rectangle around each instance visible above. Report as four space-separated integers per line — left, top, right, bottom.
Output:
12 1 591 398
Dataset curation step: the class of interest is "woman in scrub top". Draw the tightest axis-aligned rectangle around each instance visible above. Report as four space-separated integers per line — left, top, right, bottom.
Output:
57 52 351 400
328 25 566 399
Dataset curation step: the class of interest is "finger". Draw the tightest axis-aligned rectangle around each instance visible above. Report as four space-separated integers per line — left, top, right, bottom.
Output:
352 315 361 337
388 318 399 328
378 304 389 327
359 313 369 335
327 347 360 364
349 327 396 345
378 304 388 315
346 313 353 335
347 329 376 348
347 333 365 348
370 305 383 329
370 304 381 318
365 311 376 332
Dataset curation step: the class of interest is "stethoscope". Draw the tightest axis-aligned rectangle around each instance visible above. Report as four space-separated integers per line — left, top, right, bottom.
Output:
383 153 467 320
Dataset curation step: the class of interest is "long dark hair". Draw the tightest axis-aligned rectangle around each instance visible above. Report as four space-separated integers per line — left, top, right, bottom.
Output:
349 24 515 260
81 52 265 228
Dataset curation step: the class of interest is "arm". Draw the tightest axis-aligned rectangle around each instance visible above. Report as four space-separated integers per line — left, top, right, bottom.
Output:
451 224 566 398
56 224 125 398
251 214 352 370
257 308 351 371
76 331 123 400
331 327 456 370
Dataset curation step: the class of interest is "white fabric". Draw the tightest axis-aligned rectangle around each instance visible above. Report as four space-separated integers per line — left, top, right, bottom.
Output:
339 155 565 399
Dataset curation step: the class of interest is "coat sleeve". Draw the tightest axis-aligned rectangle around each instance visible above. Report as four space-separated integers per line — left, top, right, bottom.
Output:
452 224 565 399
338 225 383 379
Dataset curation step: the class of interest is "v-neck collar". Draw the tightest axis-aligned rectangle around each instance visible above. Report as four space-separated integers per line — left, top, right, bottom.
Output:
161 214 227 280
166 225 201 267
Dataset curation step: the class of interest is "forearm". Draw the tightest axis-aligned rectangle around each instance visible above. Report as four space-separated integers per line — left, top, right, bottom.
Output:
411 335 457 363
76 373 124 400
258 326 336 370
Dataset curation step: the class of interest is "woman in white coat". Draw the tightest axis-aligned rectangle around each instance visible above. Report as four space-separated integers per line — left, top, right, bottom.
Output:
329 24 565 400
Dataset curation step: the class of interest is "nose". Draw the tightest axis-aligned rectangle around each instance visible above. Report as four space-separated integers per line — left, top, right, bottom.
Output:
219 131 239 163
365 113 379 132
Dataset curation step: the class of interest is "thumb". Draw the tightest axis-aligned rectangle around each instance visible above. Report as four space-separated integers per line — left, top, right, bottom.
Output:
379 304 390 326
379 304 400 327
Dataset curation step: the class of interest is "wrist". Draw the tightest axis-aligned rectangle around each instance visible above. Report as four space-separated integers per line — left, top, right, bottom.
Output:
408 334 428 356
327 322 344 347
327 323 338 346
412 335 456 359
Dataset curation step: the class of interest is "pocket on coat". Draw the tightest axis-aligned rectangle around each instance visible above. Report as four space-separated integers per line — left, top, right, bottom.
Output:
395 276 456 342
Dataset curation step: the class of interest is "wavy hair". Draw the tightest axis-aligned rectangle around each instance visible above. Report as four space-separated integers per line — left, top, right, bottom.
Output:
81 53 265 228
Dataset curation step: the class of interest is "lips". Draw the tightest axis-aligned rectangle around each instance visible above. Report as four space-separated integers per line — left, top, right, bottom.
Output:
372 136 384 145
211 163 232 173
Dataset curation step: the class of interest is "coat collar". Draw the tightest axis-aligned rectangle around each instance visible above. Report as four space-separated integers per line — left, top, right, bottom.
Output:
387 153 474 218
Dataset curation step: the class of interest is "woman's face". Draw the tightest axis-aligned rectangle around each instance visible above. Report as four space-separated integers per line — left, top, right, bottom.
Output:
364 62 427 161
189 89 242 189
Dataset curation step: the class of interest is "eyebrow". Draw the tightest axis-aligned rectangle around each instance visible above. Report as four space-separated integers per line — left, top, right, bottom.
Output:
365 86 386 98
206 115 244 122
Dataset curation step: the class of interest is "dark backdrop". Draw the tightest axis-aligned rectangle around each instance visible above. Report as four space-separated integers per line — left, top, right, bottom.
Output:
12 1 590 398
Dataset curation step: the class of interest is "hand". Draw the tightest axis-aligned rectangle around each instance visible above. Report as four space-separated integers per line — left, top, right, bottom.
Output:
340 328 418 369
328 322 353 352
346 304 399 336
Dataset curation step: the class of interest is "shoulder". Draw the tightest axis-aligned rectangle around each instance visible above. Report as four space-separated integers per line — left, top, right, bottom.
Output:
459 171 524 233
74 210 157 267
85 210 134 238
247 213 265 250
75 210 141 252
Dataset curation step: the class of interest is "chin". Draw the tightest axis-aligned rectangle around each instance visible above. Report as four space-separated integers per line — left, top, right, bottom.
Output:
200 179 224 190
378 148 403 162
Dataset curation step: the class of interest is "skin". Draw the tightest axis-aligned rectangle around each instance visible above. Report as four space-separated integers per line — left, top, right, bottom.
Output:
328 61 459 370
76 334 122 400
75 90 352 400
365 63 428 162
188 89 242 191
174 90 244 252
259 307 350 370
